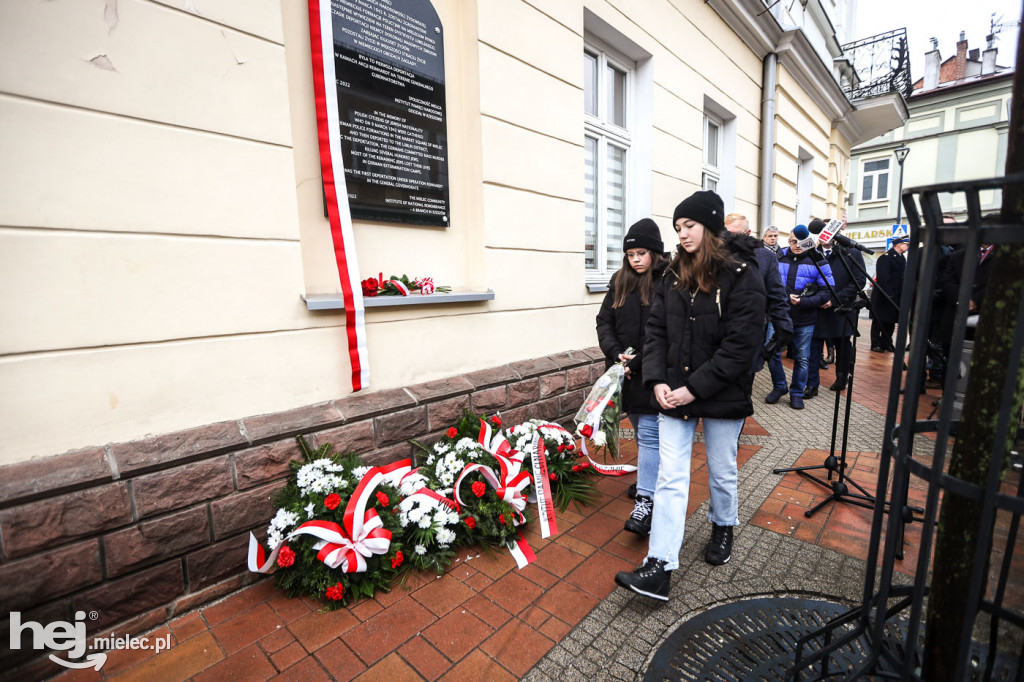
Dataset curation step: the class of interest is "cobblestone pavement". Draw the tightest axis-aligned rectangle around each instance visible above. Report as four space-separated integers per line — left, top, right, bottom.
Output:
523 369 905 682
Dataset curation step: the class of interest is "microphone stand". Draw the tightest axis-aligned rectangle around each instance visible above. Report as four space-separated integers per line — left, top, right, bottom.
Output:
772 247 882 517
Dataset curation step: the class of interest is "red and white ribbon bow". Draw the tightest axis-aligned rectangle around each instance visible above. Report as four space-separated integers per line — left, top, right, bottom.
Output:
453 420 532 525
416 277 436 294
248 465 395 574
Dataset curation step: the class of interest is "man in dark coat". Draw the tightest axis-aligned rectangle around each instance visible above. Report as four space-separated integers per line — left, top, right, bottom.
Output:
766 230 835 409
807 221 867 394
723 214 793 370
869 236 909 352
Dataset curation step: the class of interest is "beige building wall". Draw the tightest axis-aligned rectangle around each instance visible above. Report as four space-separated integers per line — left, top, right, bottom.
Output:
0 0 856 465
769 66 844 229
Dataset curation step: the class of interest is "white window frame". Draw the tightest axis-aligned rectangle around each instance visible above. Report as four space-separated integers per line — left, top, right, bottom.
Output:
584 37 634 283
796 147 814 226
702 97 736 213
702 113 723 193
860 157 891 203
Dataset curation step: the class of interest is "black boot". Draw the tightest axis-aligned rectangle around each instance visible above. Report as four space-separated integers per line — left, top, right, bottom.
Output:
615 557 671 601
624 495 653 536
705 524 733 565
829 374 848 391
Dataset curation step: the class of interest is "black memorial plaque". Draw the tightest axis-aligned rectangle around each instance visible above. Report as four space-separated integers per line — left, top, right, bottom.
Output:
330 0 449 226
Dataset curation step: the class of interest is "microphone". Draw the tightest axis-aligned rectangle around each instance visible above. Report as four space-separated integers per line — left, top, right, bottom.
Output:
791 224 816 252
817 219 875 254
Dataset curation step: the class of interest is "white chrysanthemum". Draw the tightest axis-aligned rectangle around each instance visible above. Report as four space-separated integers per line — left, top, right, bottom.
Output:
417 514 432 529
399 473 428 496
351 465 370 479
415 544 427 555
304 503 315 519
436 528 456 546
270 508 299 531
425 454 436 466
434 442 450 454
408 507 424 523
267 530 283 549
455 437 476 452
399 512 410 527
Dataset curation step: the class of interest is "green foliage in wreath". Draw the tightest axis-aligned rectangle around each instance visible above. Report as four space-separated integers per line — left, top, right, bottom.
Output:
265 436 404 609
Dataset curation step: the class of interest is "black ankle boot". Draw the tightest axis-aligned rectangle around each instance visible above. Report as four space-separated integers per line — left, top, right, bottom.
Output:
615 557 671 601
705 524 733 565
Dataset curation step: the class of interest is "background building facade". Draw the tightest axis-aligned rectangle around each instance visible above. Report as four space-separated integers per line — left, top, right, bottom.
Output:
847 31 1013 252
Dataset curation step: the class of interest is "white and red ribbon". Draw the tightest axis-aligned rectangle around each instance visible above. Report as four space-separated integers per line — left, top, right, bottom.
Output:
248 464 396 574
539 421 638 477
308 0 368 392
506 533 537 570
416 277 436 294
525 433 557 538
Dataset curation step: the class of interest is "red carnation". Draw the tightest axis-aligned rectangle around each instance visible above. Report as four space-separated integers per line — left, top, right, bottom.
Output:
472 481 486 498
361 277 380 296
580 424 593 438
580 462 590 469
572 465 580 472
568 444 575 451
446 427 458 438
324 493 341 510
549 473 557 481
277 545 295 568
557 444 566 453
464 516 476 529
498 514 507 525
325 582 344 601
391 551 403 569
491 415 502 427
376 491 390 507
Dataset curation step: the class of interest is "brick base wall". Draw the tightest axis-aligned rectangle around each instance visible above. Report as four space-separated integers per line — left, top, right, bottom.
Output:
0 347 605 678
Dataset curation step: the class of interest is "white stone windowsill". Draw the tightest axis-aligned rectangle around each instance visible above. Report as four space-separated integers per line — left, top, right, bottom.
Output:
303 290 495 310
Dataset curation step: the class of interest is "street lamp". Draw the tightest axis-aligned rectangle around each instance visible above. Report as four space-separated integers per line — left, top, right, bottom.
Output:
893 145 911 230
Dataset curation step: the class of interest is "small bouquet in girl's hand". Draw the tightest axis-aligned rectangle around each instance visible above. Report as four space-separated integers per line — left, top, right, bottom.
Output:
574 347 633 460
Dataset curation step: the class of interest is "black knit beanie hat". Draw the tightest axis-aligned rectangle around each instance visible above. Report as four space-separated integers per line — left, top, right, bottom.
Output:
622 218 664 254
673 190 725 236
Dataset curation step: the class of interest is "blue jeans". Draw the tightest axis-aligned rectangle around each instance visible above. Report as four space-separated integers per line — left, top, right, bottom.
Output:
629 413 660 499
768 324 814 398
646 415 743 571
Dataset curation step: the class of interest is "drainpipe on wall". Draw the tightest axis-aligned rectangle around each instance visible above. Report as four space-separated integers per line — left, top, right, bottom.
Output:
759 53 778 237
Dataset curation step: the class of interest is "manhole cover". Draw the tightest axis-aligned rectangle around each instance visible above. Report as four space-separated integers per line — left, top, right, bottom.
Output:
644 597 859 681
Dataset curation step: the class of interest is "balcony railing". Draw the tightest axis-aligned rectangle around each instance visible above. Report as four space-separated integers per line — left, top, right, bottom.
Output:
841 28 913 101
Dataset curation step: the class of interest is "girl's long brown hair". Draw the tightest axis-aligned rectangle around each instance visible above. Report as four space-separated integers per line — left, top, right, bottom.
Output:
612 251 667 308
669 230 730 293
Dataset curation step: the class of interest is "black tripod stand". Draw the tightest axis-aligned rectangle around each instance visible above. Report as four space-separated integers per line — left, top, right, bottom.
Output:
773 247 880 517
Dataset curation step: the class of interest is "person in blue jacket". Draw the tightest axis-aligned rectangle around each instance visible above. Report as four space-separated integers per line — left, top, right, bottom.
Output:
765 228 835 409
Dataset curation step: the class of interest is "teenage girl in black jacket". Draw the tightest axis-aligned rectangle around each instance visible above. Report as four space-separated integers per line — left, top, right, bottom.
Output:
596 218 667 537
615 191 766 602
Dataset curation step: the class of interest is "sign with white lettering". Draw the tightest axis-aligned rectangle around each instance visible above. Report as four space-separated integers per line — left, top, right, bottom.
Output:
330 0 449 226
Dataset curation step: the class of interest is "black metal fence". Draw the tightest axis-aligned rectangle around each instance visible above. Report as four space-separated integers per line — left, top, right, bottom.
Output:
790 175 1024 680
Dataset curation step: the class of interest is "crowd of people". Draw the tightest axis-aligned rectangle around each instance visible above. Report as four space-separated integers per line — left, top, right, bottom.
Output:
594 189 982 602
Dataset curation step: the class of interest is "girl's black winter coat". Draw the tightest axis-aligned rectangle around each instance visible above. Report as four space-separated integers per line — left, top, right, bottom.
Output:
643 253 767 420
595 263 666 415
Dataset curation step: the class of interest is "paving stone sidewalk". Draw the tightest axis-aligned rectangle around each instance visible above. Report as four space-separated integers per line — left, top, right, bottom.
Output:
523 369 898 681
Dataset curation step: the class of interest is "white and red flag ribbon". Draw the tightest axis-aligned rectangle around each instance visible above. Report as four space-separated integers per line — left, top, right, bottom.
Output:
248 464 395 574
308 0 369 392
